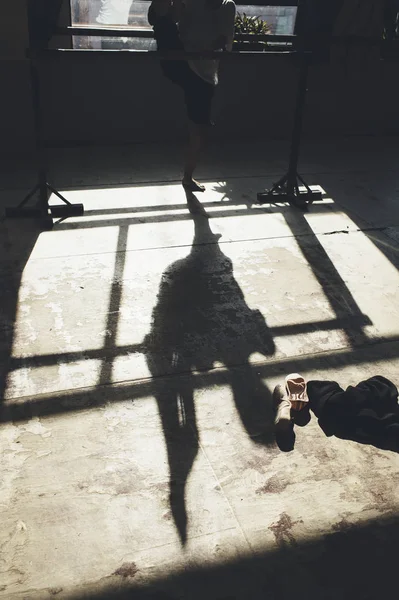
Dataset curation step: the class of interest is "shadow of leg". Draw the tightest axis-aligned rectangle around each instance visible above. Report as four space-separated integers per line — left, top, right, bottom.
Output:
228 361 275 446
185 190 209 217
155 375 199 546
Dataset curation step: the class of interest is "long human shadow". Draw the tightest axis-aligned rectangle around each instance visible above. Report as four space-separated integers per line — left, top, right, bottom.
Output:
144 193 276 545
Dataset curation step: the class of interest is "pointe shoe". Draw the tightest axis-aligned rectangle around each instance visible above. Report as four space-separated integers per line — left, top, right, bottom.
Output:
285 373 309 412
273 384 293 433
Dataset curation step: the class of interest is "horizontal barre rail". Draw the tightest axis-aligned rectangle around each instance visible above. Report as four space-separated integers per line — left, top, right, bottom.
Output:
28 48 304 60
57 26 399 43
31 44 399 60
56 26 295 44
56 26 153 38
51 27 399 56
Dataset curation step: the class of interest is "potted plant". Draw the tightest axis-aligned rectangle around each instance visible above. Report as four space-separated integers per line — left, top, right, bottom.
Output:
233 12 270 51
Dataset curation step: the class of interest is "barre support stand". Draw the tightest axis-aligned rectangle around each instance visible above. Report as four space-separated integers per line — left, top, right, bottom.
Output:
257 50 322 210
257 0 323 210
5 56 84 229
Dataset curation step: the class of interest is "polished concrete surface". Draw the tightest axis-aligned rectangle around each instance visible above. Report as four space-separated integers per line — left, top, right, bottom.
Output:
1 138 399 599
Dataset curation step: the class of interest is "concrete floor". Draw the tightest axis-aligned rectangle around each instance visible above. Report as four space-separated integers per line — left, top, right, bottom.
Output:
1 138 399 599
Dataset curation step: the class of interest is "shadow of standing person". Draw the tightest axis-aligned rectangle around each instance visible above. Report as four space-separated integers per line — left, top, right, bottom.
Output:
144 192 276 545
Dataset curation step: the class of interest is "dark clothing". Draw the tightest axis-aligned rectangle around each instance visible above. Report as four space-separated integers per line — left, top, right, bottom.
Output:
27 0 63 48
148 5 183 50
308 376 399 451
148 5 214 126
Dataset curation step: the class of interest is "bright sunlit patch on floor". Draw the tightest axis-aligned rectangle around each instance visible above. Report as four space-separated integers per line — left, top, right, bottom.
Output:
300 194 399 339
50 184 191 214
6 222 125 399
6 180 399 403
26 223 121 260
3 159 399 600
5 359 104 400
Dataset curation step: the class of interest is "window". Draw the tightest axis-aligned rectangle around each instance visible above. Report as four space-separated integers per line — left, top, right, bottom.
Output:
234 6 297 35
70 1 297 50
70 0 155 49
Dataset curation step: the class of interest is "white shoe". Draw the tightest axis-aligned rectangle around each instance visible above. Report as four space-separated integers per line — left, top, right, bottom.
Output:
285 373 309 412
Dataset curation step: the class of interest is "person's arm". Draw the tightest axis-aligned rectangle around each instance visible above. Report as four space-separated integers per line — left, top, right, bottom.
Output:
213 1 236 51
223 1 236 51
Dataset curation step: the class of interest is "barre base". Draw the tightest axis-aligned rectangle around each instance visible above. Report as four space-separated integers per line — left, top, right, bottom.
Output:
5 182 84 229
257 172 323 209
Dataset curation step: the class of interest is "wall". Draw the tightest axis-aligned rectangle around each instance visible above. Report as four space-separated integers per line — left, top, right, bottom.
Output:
0 4 398 156
0 0 35 155
0 0 29 60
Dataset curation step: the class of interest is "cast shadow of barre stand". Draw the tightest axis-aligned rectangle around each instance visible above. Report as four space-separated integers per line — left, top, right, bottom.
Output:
144 193 276 544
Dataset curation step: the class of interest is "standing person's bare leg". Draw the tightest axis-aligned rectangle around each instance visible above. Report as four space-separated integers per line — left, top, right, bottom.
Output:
183 121 207 192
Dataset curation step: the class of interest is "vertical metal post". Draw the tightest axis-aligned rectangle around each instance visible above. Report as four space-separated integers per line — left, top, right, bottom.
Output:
31 57 50 219
286 52 309 196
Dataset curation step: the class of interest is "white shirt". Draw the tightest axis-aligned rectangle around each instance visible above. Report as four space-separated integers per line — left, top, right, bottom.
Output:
179 0 236 86
96 0 132 25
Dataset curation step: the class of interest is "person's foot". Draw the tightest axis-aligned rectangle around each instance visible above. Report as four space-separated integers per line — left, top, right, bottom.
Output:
182 178 205 193
273 384 293 433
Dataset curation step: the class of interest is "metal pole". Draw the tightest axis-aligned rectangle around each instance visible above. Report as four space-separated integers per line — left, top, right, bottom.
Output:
30 58 51 219
286 52 309 194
